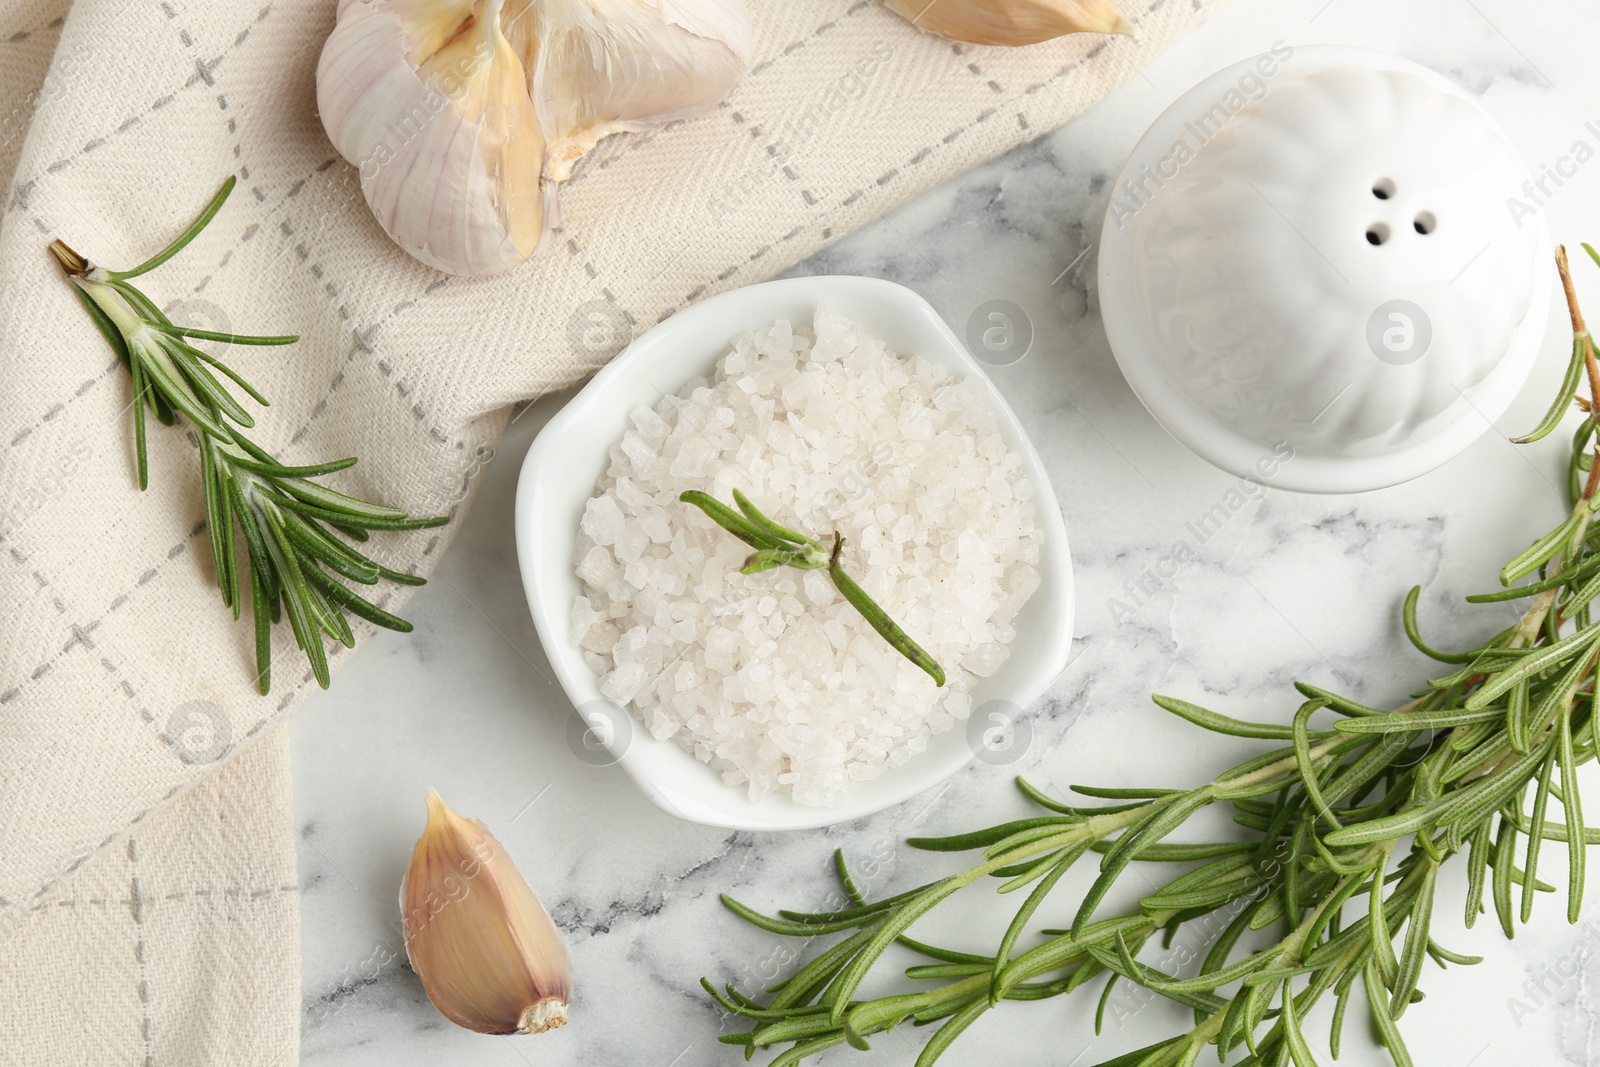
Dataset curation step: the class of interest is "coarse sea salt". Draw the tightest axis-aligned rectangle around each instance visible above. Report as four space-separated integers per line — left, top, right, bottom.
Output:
572 307 1043 807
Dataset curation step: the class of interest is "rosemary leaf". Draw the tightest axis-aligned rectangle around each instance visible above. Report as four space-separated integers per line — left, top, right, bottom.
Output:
1150 695 1306 740
1523 748 1559 923
1561 706 1588 921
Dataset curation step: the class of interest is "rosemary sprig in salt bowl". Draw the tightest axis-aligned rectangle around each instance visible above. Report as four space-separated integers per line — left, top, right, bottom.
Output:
681 488 946 686
50 175 447 693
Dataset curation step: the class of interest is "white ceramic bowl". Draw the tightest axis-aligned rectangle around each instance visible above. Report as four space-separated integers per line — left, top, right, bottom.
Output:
514 276 1074 830
1099 45 1552 494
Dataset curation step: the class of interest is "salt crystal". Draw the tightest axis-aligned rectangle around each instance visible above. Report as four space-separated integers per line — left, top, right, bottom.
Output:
580 495 625 546
996 564 1041 625
699 557 725 597
635 587 661 624
569 596 601 644
614 529 648 563
648 709 679 742
960 642 1010 678
669 435 716 477
814 306 861 356
576 545 616 587
769 319 792 350
620 431 657 474
1009 564 1041 598
822 618 851 650
600 663 647 704
705 628 740 674
613 625 649 665
641 512 672 543
766 420 795 453
783 620 828 672
580 621 620 654
897 401 937 442
803 570 834 607
614 476 653 510
674 662 699 692
630 404 672 445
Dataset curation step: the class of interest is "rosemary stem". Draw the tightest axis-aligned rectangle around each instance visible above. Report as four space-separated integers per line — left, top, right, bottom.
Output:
1213 737 1347 794
72 274 143 337
982 815 1140 880
1281 870 1359 959
1005 912 1170 987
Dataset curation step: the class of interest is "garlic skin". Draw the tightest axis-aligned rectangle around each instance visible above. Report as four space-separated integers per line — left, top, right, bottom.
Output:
884 0 1134 46
401 791 573 1035
527 0 756 182
316 0 754 275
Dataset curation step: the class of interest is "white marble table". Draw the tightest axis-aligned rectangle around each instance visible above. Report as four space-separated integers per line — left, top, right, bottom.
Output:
294 0 1600 1063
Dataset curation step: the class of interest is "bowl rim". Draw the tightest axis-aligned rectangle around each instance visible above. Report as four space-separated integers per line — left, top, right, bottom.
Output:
514 275 1074 830
1098 44 1554 495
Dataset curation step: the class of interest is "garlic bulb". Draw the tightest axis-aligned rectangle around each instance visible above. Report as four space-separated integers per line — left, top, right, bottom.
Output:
401 791 573 1034
317 0 754 275
884 0 1133 46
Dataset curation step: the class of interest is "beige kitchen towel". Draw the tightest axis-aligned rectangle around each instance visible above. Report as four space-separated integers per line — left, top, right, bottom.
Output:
1 7 304 1067
0 0 1227 1062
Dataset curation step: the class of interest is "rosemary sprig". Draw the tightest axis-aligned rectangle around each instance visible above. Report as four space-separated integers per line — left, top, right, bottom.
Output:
50 176 446 693
706 246 1600 1066
681 489 945 686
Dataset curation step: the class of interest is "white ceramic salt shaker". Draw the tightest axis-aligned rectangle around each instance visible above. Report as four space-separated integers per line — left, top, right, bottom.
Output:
1098 45 1552 493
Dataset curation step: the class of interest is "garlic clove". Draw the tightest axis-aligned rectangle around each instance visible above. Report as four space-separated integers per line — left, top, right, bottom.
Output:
884 0 1134 46
527 0 755 183
401 790 573 1035
318 0 545 275
413 3 545 267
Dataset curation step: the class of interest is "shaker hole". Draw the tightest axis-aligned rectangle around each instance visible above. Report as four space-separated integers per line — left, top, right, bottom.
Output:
1372 178 1396 200
1367 223 1391 246
1414 211 1437 235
